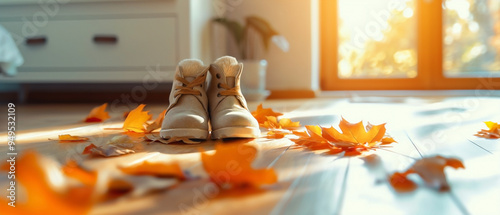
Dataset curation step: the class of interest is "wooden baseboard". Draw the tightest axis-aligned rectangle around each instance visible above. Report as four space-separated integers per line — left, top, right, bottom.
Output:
267 90 317 99
0 92 17 104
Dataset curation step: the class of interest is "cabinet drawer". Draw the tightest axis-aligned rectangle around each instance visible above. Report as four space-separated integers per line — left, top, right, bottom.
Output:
2 17 177 70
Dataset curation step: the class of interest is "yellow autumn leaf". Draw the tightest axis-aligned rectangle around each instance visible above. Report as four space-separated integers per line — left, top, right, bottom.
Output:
84 103 110 122
123 104 152 133
201 142 277 188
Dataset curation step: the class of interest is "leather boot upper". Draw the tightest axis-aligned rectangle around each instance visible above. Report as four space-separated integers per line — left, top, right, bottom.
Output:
162 59 209 131
207 57 259 130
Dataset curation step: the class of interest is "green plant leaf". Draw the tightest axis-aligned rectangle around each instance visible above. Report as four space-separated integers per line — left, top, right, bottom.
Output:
245 16 279 50
213 18 245 46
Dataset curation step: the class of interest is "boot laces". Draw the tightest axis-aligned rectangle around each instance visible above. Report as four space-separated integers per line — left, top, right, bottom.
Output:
174 74 205 97
218 83 240 96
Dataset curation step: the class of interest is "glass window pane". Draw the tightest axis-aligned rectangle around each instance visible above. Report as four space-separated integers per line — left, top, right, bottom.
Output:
338 0 418 79
444 0 500 77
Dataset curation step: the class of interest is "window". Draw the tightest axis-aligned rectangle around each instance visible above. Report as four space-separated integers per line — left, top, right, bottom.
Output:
444 0 500 77
321 0 500 90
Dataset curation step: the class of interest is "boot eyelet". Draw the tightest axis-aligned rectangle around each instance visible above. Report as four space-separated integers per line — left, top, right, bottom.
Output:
217 93 221 97
216 73 221 79
217 83 221 88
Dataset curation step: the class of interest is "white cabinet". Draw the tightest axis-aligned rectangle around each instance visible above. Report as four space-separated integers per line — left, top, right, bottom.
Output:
0 0 214 83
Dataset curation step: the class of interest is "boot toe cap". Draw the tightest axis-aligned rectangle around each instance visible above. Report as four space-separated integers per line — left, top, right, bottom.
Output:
213 109 259 129
162 110 208 130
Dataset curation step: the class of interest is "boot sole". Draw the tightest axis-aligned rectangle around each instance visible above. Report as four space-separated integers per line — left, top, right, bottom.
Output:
160 128 209 140
211 127 261 139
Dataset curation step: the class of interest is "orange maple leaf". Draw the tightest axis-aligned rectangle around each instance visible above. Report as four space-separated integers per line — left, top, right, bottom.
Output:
475 121 500 139
62 160 98 187
145 109 167 133
261 116 280 129
485 121 500 132
0 151 95 215
82 143 98 154
84 103 111 122
56 134 89 142
81 143 135 157
292 125 331 150
291 119 395 156
389 172 417 193
251 104 283 124
261 116 300 130
322 118 386 147
381 137 397 145
123 104 152 133
120 161 185 180
201 143 277 188
389 155 465 192
266 130 291 139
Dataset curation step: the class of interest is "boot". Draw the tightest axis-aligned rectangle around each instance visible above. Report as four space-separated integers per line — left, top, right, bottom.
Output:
208 56 260 139
160 59 209 141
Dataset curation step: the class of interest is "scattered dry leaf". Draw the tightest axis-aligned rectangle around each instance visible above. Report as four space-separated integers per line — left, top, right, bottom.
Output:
322 118 386 147
53 134 89 142
389 155 465 192
260 116 280 129
251 104 283 124
381 137 397 145
62 160 97 187
290 119 396 156
266 130 291 139
389 172 417 193
145 110 167 133
123 104 152 133
261 116 300 130
144 134 201 144
106 135 136 149
475 121 500 139
278 118 301 129
292 126 331 150
0 151 95 215
83 143 98 154
82 143 135 157
120 161 185 179
84 103 111 122
201 143 277 188
486 121 500 131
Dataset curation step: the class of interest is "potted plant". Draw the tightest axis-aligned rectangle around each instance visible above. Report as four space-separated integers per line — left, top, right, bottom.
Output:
213 16 289 101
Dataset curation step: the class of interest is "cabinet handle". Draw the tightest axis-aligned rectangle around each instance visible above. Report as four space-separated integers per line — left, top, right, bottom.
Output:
25 36 47 46
93 35 118 44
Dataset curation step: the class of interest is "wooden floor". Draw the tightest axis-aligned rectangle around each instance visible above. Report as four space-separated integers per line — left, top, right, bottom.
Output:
1 94 500 215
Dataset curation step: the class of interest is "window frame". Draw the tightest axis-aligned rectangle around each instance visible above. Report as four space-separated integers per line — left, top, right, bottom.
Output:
320 0 500 91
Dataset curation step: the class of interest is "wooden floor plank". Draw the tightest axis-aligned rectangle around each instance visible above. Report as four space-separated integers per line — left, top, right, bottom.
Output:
270 152 349 215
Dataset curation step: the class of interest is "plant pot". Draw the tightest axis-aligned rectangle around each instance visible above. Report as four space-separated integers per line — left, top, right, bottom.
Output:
240 59 270 102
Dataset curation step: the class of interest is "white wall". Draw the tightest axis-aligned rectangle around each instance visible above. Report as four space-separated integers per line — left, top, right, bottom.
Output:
225 0 318 91
190 0 216 64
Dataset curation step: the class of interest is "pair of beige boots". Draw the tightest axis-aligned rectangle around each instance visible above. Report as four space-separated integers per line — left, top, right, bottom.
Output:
160 56 260 141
